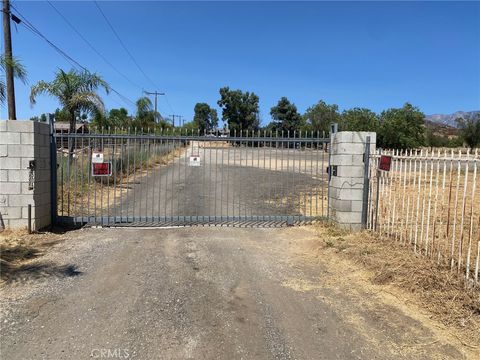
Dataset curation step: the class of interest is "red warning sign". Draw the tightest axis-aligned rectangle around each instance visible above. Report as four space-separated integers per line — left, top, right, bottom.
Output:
378 155 392 171
92 162 112 176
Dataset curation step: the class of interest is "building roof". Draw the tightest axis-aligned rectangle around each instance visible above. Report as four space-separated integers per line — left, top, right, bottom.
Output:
54 122 89 131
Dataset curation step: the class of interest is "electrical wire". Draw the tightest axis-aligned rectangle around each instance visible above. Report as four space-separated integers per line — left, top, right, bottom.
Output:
47 1 144 92
9 3 136 108
164 94 175 114
11 3 88 71
93 1 178 116
93 1 159 90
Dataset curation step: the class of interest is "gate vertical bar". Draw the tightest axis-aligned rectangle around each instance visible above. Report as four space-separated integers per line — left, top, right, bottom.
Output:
49 118 58 226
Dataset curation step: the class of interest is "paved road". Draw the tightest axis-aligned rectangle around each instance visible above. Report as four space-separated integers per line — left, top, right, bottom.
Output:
0 227 465 360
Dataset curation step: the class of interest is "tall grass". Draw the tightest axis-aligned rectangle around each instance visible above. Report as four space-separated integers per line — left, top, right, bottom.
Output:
57 140 186 215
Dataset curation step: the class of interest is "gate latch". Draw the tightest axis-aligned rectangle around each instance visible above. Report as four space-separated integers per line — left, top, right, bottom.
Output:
326 165 338 180
28 160 36 190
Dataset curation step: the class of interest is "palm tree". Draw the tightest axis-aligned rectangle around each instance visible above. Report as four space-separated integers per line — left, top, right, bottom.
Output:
134 96 157 131
136 96 153 119
0 54 27 106
30 69 110 161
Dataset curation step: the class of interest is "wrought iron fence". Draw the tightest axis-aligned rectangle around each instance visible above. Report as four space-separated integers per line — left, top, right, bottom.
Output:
368 148 479 286
53 130 330 227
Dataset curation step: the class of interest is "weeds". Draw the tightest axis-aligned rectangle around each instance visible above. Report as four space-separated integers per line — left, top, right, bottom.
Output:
314 223 480 345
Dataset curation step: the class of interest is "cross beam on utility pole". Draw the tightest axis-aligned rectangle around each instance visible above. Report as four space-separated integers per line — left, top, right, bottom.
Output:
144 91 165 123
3 0 16 120
169 115 182 128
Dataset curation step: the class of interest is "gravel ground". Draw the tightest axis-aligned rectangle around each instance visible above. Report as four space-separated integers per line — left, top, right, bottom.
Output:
0 226 468 360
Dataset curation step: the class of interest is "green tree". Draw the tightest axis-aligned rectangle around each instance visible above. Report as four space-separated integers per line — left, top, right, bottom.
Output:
30 69 109 161
133 96 156 131
378 103 425 149
193 103 219 133
108 107 130 129
217 87 259 132
210 108 218 129
456 114 480 149
54 107 71 123
340 108 379 132
425 129 450 148
0 54 27 105
30 69 109 131
178 120 199 133
269 97 303 134
303 100 340 135
30 114 47 122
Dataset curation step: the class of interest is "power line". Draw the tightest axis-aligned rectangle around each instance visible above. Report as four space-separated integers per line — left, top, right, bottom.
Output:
164 94 175 114
144 91 165 123
9 3 136 108
93 1 158 90
47 1 143 92
11 3 88 71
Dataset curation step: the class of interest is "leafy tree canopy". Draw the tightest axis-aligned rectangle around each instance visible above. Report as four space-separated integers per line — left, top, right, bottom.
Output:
54 108 70 123
456 114 480 149
30 69 109 133
193 103 218 133
340 108 379 132
1 54 27 105
378 103 425 149
30 113 48 122
269 97 303 134
217 87 259 132
132 96 157 131
303 100 340 135
108 108 130 128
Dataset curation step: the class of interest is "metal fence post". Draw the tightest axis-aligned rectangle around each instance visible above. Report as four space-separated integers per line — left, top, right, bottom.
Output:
361 136 371 228
327 123 337 220
49 117 57 227
374 149 381 231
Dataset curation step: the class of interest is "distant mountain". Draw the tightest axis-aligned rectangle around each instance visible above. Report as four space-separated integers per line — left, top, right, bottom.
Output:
425 111 479 128
424 119 459 138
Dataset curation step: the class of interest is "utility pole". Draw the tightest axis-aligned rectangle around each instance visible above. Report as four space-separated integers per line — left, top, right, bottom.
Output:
144 91 164 123
169 115 182 128
3 0 16 120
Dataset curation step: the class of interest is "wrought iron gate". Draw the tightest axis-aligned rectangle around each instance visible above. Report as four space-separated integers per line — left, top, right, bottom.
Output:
52 129 330 227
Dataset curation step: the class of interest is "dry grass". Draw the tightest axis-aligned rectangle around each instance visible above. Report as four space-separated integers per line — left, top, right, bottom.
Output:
58 146 187 215
298 189 328 217
0 229 66 284
311 223 480 347
199 141 231 149
372 161 479 281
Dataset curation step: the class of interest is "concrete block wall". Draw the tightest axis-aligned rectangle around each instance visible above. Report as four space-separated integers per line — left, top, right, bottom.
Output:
0 120 51 230
328 131 376 231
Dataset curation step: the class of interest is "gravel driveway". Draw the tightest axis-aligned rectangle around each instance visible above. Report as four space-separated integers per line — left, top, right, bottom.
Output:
0 226 466 360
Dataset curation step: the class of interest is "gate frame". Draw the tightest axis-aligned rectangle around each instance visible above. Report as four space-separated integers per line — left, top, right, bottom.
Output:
51 130 331 227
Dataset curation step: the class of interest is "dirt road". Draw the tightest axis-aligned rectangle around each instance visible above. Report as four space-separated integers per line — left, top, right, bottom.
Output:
0 226 468 360
67 142 328 223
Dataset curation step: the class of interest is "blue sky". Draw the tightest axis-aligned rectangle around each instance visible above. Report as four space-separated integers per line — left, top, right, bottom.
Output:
2 1 479 125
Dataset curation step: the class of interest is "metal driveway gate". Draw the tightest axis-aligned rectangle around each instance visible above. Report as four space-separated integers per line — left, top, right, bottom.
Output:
52 129 330 227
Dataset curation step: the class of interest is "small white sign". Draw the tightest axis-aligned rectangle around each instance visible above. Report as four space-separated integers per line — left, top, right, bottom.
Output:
92 152 104 164
189 155 201 167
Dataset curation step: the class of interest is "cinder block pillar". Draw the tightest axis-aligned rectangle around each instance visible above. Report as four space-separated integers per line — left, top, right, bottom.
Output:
328 131 376 231
0 120 51 230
